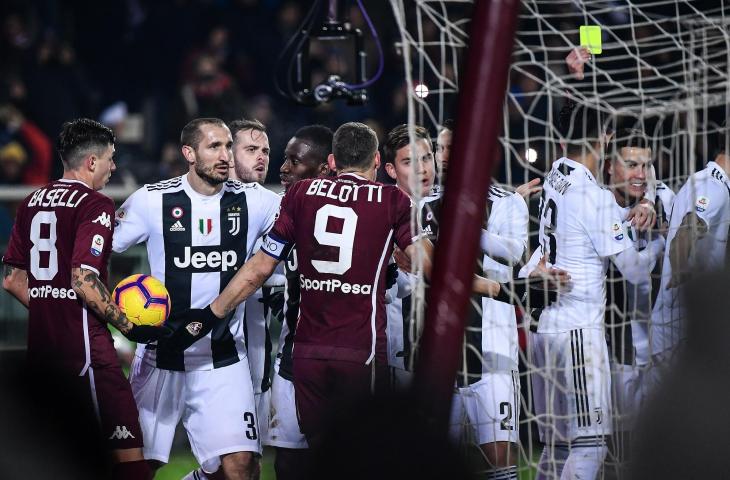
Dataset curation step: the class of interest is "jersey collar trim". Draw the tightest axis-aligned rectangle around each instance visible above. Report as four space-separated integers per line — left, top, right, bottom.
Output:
339 172 368 182
58 179 91 189
557 157 597 184
707 161 729 184
182 173 226 201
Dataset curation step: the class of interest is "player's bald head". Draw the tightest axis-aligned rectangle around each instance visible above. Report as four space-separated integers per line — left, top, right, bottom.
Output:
332 122 379 170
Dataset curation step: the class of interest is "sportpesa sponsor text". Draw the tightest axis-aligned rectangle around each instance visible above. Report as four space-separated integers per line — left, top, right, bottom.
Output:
299 274 372 295
28 285 77 299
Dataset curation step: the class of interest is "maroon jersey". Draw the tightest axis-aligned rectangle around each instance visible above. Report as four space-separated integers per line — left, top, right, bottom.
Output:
3 179 119 373
262 173 413 364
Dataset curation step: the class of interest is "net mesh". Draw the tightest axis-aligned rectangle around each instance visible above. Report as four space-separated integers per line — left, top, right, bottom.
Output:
389 0 730 476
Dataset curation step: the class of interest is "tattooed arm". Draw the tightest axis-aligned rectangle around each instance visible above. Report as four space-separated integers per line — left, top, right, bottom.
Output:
72 267 132 334
71 267 171 343
2 264 29 308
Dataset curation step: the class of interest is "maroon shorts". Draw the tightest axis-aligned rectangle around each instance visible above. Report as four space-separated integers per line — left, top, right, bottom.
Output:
292 357 388 446
81 364 144 451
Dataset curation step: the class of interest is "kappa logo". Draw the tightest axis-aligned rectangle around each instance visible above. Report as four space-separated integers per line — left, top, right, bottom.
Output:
186 321 203 336
170 220 186 232
92 212 112 229
108 425 135 440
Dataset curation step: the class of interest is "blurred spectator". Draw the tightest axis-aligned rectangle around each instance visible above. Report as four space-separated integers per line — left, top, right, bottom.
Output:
0 103 51 185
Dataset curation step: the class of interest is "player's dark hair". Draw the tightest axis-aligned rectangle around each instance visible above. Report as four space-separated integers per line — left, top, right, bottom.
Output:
229 118 266 141
180 118 227 149
56 118 115 169
332 122 379 170
609 128 651 161
383 123 430 165
557 100 605 156
440 118 454 134
293 124 333 164
710 120 728 157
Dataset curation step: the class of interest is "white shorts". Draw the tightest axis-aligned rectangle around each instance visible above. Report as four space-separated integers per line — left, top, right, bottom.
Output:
130 357 262 469
529 328 612 445
256 389 271 446
449 371 520 445
263 372 308 449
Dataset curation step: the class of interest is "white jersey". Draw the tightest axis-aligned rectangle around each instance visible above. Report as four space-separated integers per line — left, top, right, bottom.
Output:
385 189 441 370
537 158 632 333
650 161 730 354
113 174 281 371
477 186 528 374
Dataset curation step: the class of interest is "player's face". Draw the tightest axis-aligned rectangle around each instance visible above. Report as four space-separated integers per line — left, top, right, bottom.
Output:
609 146 651 203
91 144 116 191
436 129 452 177
191 124 233 186
386 138 435 198
232 129 270 184
280 137 326 191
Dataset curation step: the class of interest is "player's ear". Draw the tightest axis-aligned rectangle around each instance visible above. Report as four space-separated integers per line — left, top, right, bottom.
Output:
327 153 336 172
86 153 96 172
318 161 330 176
373 151 381 170
181 145 196 164
384 161 396 180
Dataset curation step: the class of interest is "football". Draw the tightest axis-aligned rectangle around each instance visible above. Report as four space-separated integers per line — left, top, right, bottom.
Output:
113 274 171 327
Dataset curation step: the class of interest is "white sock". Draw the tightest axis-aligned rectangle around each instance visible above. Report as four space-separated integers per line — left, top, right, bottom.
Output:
485 465 518 480
536 444 570 480
181 468 209 480
561 444 608 480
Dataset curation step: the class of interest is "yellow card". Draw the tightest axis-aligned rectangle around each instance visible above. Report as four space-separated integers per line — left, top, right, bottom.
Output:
580 25 602 54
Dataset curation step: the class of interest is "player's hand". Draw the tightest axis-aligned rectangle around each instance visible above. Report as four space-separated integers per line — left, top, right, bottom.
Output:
566 47 591 80
627 199 656 232
393 247 411 272
385 262 399 290
123 323 173 344
165 305 225 350
528 255 571 292
515 178 542 198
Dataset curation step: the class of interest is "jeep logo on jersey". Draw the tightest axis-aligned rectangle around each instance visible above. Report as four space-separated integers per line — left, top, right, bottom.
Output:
172 246 238 272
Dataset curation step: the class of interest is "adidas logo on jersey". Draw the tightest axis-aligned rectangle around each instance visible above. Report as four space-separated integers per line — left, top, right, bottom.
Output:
170 220 186 232
108 425 135 440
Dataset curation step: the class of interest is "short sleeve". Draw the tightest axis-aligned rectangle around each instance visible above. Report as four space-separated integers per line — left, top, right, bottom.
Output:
581 189 632 258
253 186 282 238
693 181 727 225
495 194 529 244
262 184 297 260
112 187 149 253
3 206 29 269
392 188 413 250
72 195 116 274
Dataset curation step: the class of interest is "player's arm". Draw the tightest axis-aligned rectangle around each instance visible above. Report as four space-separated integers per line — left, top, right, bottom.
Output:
71 267 169 343
666 211 708 288
610 236 665 285
211 250 280 318
2 264 29 308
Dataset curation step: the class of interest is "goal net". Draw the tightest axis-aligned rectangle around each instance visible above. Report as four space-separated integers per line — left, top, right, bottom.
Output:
389 0 730 476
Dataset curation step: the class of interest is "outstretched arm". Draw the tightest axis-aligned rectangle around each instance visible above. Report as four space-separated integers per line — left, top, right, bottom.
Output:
71 267 168 343
211 250 280 318
2 264 29 308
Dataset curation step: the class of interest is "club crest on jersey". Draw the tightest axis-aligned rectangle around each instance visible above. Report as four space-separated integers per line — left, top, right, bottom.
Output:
114 208 125 227
91 234 104 256
227 206 241 235
198 218 213 235
696 196 709 213
185 321 203 336
611 222 624 241
171 206 184 219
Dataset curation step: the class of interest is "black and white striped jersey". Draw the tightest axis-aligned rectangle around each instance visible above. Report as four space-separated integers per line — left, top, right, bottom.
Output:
112 174 280 371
